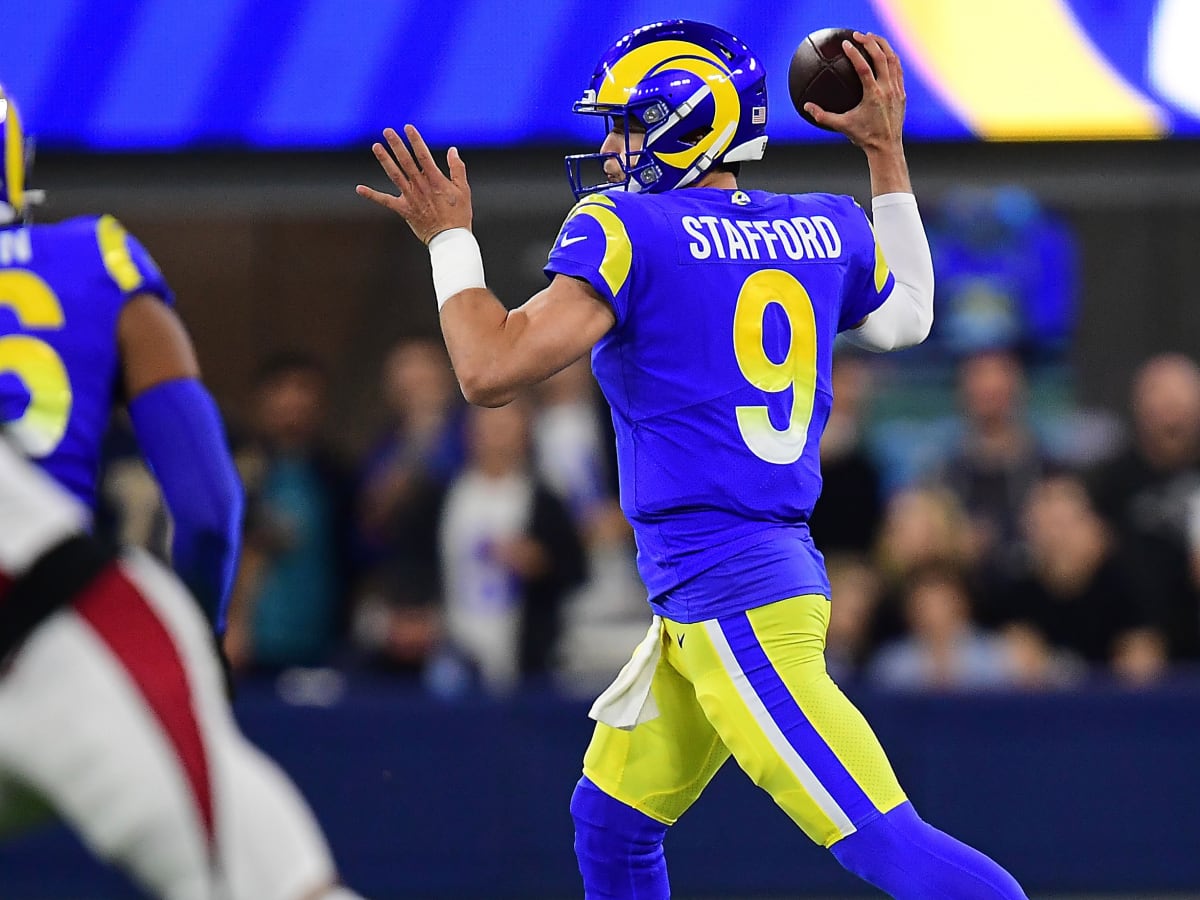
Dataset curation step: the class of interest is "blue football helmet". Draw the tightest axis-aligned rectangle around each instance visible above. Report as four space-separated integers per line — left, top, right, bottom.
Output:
0 86 34 225
566 20 768 199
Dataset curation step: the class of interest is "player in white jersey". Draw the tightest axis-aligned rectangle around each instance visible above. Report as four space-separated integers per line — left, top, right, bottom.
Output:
0 437 363 900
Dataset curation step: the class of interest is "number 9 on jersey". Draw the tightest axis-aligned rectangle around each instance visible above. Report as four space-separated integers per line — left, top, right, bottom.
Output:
732 270 818 465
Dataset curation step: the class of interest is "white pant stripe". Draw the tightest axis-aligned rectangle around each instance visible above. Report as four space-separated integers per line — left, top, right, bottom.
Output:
703 620 856 838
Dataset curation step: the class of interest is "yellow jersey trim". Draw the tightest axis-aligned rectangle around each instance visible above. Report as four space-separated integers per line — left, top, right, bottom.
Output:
567 196 632 296
96 215 144 293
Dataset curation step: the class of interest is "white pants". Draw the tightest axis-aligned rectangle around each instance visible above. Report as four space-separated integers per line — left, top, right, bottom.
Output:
0 549 337 900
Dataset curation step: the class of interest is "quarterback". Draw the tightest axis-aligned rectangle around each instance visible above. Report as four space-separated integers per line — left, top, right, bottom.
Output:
359 20 1028 899
0 87 241 633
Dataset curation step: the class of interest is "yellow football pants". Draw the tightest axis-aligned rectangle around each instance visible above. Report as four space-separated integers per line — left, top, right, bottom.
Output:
582 594 907 847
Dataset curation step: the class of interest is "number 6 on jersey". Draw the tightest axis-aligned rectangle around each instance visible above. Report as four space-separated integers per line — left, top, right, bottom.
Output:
732 269 818 465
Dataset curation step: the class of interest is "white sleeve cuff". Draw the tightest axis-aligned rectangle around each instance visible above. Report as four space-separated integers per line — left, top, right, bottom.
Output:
428 228 486 310
872 191 920 210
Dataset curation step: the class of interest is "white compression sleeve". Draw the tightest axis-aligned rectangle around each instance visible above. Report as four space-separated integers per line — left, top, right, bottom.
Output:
843 192 935 352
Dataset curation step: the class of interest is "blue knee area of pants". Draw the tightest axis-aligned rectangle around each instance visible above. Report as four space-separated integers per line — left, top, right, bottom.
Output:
571 777 670 900
830 802 1028 900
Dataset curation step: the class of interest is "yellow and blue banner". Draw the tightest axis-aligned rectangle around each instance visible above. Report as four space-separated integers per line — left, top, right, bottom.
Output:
7 0 1196 150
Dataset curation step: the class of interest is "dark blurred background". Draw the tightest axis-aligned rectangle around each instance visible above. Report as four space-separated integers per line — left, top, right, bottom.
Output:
5 0 1200 897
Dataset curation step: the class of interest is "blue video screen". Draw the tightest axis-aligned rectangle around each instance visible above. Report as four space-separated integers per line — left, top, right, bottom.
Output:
7 0 1198 151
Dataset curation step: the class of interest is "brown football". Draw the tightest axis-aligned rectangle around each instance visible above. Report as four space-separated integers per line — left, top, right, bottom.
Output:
788 28 875 129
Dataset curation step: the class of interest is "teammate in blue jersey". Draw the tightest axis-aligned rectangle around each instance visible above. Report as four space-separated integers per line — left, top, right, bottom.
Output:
0 86 241 634
359 20 1028 899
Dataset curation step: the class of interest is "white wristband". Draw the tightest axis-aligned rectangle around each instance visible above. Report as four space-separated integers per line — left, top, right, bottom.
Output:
428 227 486 310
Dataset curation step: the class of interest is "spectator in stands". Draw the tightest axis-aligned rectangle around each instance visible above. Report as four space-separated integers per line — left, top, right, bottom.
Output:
810 351 885 555
224 353 351 671
872 485 977 647
931 347 1049 582
532 359 647 689
867 563 1015 692
532 358 615 531
988 471 1167 685
876 486 976 584
998 622 1084 691
1088 353 1200 660
351 338 464 675
97 418 172 557
435 399 587 695
925 184 1076 359
824 553 883 686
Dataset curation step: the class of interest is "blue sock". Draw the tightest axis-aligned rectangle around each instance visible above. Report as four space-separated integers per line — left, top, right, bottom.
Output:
571 777 670 899
830 801 1028 899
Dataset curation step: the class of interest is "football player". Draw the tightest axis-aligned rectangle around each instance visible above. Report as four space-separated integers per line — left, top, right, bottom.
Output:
358 20 1027 900
0 86 240 635
0 435 361 900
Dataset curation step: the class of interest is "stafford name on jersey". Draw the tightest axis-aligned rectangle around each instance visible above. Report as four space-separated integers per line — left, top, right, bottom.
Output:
680 214 844 262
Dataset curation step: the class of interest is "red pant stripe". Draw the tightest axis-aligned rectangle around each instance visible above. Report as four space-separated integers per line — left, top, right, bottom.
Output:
75 566 215 847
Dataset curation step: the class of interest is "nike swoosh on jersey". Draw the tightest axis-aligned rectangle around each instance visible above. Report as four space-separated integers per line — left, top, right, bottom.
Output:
560 235 588 247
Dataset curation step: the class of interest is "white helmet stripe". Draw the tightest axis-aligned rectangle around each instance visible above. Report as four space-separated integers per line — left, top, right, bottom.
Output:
645 84 712 146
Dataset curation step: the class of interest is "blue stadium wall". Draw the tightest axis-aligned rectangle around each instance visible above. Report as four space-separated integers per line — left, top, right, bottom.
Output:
3 679 1199 898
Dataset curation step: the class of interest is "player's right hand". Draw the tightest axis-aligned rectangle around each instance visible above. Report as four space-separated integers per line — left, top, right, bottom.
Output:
806 32 906 154
356 124 473 245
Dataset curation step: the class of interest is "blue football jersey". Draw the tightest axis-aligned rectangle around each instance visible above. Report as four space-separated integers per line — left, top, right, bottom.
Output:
545 188 893 622
0 216 173 508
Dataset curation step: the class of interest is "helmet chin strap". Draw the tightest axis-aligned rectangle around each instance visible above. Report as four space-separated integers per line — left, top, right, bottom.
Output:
606 178 643 195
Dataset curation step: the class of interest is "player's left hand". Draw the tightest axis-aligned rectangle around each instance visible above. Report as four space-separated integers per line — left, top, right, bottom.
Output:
356 124 472 245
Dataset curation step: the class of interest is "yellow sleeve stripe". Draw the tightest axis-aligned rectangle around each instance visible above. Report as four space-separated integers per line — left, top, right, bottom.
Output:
873 240 890 293
864 218 890 293
3 95 24 212
567 199 632 297
95 215 144 293
578 193 616 209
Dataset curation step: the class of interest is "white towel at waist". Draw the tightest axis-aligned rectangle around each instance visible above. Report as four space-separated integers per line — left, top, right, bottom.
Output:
588 615 663 730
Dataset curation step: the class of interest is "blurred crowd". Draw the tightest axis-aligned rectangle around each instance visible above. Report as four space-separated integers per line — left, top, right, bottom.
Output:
99 339 649 698
816 347 1199 692
96 186 1200 697
97 337 1200 698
